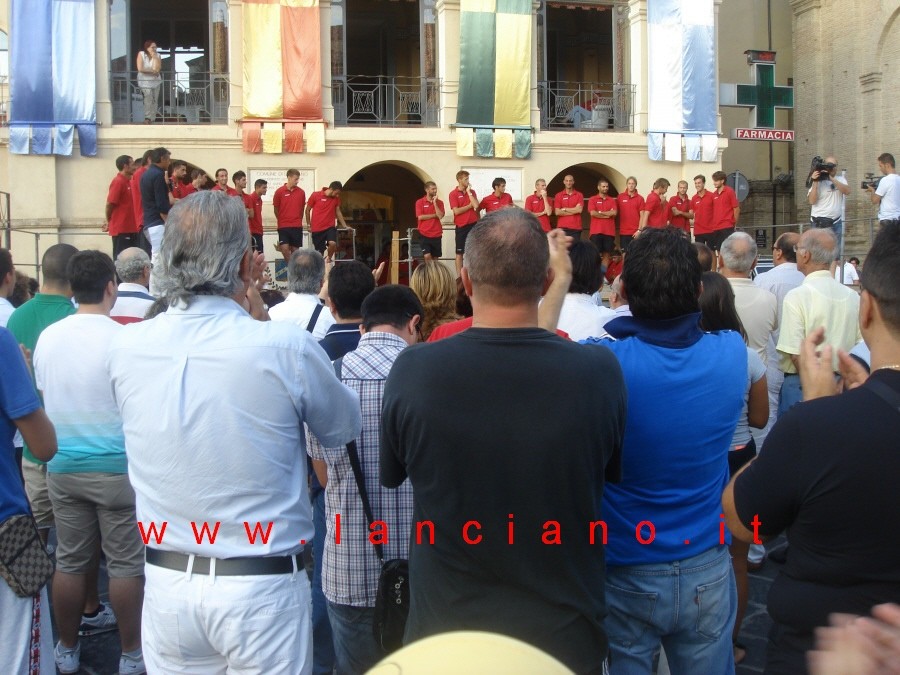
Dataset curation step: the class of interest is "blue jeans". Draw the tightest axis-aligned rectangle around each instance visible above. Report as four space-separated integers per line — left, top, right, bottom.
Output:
327 602 383 675
311 488 335 675
605 545 736 675
778 374 802 418
810 217 843 255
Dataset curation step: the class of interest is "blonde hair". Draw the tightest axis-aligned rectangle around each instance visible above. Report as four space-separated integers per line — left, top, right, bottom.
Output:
410 261 459 340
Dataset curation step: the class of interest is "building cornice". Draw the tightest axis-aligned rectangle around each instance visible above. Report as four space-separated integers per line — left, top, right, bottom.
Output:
790 0 821 17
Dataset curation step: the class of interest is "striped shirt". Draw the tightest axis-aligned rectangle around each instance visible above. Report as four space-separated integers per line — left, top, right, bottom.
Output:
308 332 414 606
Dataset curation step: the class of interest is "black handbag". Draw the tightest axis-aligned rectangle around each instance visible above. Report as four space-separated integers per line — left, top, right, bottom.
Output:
345 439 410 654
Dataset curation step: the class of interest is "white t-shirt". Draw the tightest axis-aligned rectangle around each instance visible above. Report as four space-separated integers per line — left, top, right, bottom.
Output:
0 297 13 328
875 173 900 220
732 347 767 448
33 314 126 474
834 262 859 285
808 175 847 220
556 293 616 342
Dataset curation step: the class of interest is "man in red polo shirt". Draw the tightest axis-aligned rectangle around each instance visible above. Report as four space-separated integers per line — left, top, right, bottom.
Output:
449 170 479 274
168 160 188 201
639 178 670 233
105 155 139 258
306 181 351 261
131 150 153 256
416 181 445 262
179 169 205 199
273 169 306 262
554 175 584 239
690 174 715 248
588 179 618 267
616 176 644 250
212 168 239 197
478 177 514 214
247 179 267 253
524 179 553 233
669 180 692 236
710 170 740 251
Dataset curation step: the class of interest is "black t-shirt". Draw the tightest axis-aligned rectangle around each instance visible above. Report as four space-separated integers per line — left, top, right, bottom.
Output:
733 369 900 632
381 327 626 675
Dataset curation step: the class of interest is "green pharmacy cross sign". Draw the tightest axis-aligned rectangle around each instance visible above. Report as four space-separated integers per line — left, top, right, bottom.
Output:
720 50 793 129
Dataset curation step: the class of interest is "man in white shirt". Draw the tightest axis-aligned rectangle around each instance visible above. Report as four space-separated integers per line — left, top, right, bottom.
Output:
268 249 335 339
808 155 850 253
110 247 154 323
107 191 362 674
867 152 900 227
777 228 861 415
835 257 860 286
0 248 14 327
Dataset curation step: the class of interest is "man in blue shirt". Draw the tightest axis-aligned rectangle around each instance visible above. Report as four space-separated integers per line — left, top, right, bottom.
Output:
583 227 746 674
139 146 171 294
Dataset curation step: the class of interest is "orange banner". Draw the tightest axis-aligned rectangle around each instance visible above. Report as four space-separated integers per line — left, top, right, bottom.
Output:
281 1 321 120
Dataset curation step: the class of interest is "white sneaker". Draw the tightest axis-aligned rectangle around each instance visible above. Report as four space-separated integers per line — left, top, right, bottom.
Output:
119 651 147 674
54 641 80 674
79 601 118 636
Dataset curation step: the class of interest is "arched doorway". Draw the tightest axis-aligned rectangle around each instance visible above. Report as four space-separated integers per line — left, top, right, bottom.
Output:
340 161 430 271
547 162 627 234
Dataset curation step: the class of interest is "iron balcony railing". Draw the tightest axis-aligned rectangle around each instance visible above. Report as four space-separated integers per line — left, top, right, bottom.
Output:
538 81 635 132
110 71 229 125
332 76 440 127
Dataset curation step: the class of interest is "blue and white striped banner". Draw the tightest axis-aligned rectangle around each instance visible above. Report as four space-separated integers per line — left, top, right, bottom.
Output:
9 0 97 156
647 0 716 161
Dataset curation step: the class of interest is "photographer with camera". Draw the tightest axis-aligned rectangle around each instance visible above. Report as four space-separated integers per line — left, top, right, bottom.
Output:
808 155 850 254
865 152 900 228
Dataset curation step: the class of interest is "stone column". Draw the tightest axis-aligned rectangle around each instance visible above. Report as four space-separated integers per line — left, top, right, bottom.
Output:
627 0 647 134
436 0 461 128
95 0 112 126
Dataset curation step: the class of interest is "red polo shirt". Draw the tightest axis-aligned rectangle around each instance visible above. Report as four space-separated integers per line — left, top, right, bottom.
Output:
107 173 137 236
478 192 513 213
712 185 739 231
179 183 198 199
554 190 584 231
668 195 691 234
308 188 341 233
642 191 669 228
691 190 715 235
416 197 445 238
212 184 239 197
617 191 644 236
131 165 147 228
273 184 306 229
246 193 264 235
449 188 478 228
524 193 552 232
588 195 618 236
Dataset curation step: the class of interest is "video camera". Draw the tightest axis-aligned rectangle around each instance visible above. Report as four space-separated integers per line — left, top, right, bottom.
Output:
810 156 836 180
861 173 882 190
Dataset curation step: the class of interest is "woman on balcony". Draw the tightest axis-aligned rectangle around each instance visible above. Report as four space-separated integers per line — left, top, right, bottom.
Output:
136 41 162 123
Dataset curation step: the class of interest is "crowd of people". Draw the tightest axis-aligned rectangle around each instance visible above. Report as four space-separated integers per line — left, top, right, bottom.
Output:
0 152 898 675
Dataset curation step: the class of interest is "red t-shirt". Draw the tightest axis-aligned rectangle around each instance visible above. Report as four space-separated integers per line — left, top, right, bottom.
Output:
107 173 137 236
617 191 644 236
427 316 570 342
642 191 669 228
308 188 341 233
179 183 198 199
449 188 478 228
524 193 552 232
131 165 147 228
712 185 739 231
554 190 584 231
588 195 618 236
604 258 623 285
416 196 445 238
212 184 239 197
246 193 264 235
273 184 306 229
668 195 691 234
478 192 513 213
691 191 715 235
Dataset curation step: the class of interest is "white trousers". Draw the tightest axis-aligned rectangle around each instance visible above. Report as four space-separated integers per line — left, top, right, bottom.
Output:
0 582 54 674
144 224 165 296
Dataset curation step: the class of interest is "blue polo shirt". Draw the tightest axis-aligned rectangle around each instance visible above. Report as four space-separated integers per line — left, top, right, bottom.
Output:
583 313 746 565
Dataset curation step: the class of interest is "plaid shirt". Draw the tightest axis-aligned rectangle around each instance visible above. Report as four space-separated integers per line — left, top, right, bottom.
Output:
308 332 414 606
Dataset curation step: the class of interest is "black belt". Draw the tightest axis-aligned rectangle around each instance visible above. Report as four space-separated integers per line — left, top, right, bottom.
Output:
145 548 301 576
784 373 799 377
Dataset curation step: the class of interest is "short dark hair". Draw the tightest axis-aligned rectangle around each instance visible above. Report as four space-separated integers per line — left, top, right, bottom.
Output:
328 180 343 191
41 243 79 285
423 181 436 190
361 285 423 332
774 232 799 263
141 149 154 165
232 170 246 183
693 242 714 272
694 174 706 184
287 168 300 178
215 167 228 178
464 208 548 304
652 178 670 190
711 170 727 182
190 169 206 182
861 222 900 332
115 155 133 172
878 153 895 168
150 147 170 164
491 177 506 188
622 227 701 320
849 257 861 265
254 179 267 189
170 160 186 172
699 271 747 341
568 240 603 295
328 260 374 319
67 250 115 305
0 249 12 284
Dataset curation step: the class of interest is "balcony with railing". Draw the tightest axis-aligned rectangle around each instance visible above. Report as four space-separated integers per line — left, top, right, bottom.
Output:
539 82 635 132
332 76 440 128
110 71 229 125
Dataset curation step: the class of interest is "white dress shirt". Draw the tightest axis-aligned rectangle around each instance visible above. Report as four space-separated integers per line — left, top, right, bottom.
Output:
557 293 616 341
268 292 335 340
107 295 361 557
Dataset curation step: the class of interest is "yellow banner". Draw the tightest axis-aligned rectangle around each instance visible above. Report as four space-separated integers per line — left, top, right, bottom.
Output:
243 1 284 118
493 12 531 126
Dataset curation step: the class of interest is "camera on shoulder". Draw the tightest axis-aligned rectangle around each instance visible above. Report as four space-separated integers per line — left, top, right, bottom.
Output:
810 156 836 180
861 173 882 190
